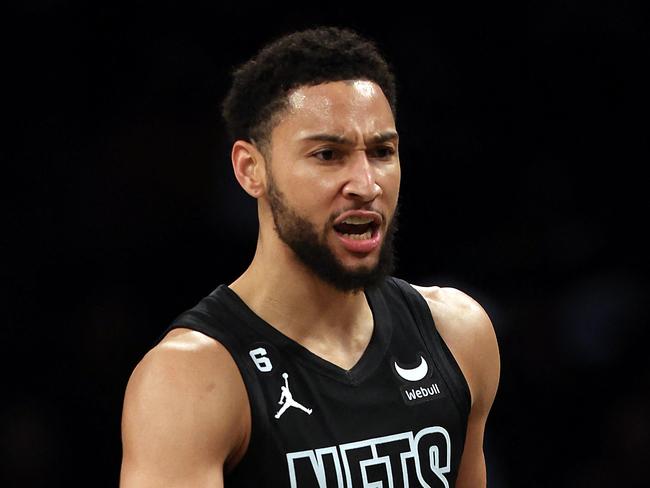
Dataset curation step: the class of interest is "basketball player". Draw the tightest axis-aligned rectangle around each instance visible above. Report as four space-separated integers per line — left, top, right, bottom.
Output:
120 27 500 487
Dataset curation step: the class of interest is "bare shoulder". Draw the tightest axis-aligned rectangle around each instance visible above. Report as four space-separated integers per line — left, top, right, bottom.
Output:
120 328 250 486
411 285 500 411
125 328 248 413
411 285 493 339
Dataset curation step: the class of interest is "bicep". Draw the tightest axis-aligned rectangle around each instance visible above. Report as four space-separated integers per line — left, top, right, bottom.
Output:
454 302 500 487
120 339 248 487
455 298 500 487
455 407 488 488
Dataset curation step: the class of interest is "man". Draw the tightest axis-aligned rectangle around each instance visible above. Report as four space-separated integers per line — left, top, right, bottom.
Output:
121 27 499 487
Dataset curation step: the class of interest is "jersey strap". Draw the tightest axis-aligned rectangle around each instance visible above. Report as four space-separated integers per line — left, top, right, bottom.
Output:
387 277 472 417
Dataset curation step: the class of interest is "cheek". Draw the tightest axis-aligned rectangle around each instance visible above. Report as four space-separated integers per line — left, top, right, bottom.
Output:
290 165 340 197
285 171 338 216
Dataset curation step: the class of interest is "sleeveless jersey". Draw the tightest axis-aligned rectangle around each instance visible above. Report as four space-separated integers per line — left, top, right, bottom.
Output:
159 276 471 487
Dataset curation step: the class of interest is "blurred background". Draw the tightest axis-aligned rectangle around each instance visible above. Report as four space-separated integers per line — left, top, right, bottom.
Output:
3 1 648 486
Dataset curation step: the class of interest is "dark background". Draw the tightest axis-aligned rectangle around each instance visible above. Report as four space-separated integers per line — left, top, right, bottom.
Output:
3 1 649 486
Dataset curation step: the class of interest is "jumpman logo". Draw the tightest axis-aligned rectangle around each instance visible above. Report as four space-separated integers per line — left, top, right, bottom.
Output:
274 372 313 419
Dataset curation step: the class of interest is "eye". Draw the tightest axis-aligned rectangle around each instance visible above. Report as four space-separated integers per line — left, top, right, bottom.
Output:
312 149 341 162
369 146 396 159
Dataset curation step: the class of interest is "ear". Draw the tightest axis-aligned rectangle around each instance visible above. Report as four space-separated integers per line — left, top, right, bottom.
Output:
231 140 267 198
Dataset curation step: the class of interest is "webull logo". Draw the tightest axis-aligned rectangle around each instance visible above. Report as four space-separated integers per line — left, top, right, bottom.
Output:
392 354 445 405
404 382 442 402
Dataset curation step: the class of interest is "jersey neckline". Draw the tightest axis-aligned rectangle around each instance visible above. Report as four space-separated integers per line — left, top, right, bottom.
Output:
217 282 393 386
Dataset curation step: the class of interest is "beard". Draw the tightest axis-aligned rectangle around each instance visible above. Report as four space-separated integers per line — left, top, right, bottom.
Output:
265 170 399 293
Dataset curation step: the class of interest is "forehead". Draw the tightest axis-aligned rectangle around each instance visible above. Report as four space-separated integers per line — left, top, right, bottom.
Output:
272 80 396 144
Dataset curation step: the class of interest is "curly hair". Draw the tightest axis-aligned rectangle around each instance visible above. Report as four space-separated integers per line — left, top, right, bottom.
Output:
221 26 397 156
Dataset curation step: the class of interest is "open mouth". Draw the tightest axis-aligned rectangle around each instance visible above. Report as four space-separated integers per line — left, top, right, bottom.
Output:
333 217 379 240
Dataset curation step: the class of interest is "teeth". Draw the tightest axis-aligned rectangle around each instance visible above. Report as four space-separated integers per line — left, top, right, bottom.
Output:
341 216 374 225
342 230 372 240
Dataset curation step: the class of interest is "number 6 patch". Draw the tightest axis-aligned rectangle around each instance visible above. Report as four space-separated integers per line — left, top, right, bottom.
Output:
249 346 273 372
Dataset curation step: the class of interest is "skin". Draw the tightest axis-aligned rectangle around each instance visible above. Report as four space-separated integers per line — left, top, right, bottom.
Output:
120 80 500 487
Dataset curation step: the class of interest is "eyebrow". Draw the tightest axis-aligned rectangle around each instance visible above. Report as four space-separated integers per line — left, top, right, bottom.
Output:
298 130 399 145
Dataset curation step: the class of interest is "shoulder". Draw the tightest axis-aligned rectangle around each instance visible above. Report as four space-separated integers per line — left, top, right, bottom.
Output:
121 328 250 479
411 285 491 337
125 328 246 407
411 284 500 412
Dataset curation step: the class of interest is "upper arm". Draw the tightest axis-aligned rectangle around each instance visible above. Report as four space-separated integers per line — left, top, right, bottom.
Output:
120 329 250 488
452 298 499 488
413 285 500 487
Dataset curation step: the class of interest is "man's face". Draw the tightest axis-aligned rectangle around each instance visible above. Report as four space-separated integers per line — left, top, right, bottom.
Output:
260 80 401 292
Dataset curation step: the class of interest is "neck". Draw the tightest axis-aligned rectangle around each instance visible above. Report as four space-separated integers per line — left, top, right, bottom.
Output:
229 234 374 350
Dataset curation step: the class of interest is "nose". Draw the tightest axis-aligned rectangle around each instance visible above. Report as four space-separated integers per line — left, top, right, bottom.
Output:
342 150 382 202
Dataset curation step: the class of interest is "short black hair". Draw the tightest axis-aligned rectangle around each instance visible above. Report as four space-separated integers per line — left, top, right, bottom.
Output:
221 26 397 154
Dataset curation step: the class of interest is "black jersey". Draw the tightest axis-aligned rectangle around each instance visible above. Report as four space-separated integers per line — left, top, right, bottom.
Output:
159 276 471 487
